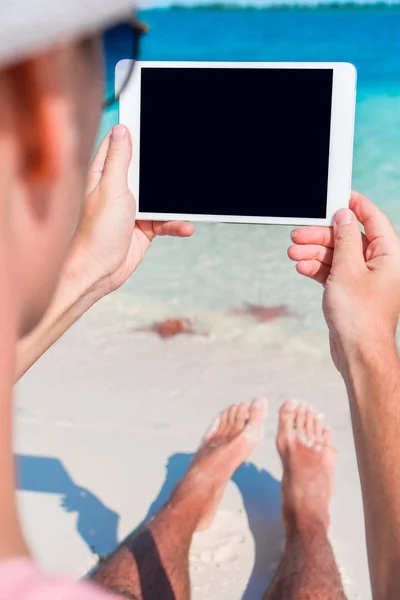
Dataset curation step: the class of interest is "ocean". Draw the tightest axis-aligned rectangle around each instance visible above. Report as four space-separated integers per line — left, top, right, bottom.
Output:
98 6 400 347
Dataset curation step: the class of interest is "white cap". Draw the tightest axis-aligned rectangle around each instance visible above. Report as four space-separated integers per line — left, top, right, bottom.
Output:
0 0 136 68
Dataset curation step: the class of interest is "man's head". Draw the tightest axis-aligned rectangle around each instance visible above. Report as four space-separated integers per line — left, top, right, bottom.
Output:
0 1 135 336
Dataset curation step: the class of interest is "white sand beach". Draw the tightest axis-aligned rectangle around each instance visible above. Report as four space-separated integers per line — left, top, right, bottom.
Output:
16 293 370 600
11 3 400 597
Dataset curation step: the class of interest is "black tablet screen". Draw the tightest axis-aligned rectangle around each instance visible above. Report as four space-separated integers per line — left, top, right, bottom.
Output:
139 67 333 219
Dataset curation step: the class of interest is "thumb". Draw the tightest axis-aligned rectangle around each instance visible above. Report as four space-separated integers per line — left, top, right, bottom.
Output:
101 125 132 195
332 208 365 273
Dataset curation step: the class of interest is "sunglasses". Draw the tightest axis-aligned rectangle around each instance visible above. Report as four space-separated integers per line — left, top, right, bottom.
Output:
102 17 146 109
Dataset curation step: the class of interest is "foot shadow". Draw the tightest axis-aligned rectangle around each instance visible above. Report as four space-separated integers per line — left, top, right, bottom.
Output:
232 463 284 599
16 453 284 597
16 454 119 557
141 453 284 599
140 453 192 524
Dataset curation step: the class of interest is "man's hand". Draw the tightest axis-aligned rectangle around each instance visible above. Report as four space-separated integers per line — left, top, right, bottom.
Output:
16 126 194 380
288 191 400 372
73 125 194 297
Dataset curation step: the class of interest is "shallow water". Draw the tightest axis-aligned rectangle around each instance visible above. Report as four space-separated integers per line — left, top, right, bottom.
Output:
98 7 400 343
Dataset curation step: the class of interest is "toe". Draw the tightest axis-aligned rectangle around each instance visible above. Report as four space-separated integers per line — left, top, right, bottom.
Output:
305 408 316 447
276 400 298 453
242 398 265 445
203 414 221 444
218 408 230 437
314 413 325 443
294 403 307 444
227 404 240 435
235 403 250 435
249 398 265 424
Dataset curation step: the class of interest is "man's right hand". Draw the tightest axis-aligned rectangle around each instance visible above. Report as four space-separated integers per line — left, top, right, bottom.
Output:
288 191 400 373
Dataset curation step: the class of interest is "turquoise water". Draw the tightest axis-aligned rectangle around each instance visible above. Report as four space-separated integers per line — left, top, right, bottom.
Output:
99 7 400 336
102 6 400 218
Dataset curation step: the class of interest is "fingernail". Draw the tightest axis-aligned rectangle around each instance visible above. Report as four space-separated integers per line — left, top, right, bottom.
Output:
335 208 353 227
112 125 126 143
291 230 297 240
316 413 325 421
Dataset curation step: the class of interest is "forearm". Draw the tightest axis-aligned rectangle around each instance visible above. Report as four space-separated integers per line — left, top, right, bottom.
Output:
16 249 104 380
343 336 400 600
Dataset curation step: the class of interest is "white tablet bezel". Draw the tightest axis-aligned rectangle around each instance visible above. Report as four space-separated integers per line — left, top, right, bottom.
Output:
117 60 356 226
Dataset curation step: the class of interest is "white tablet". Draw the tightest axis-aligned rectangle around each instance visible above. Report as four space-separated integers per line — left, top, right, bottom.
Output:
117 61 356 226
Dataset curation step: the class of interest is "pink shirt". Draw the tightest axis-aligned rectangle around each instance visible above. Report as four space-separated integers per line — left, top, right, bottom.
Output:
0 558 119 600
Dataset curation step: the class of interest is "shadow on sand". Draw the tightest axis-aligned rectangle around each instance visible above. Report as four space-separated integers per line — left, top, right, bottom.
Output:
16 452 284 598
139 453 284 600
16 454 119 557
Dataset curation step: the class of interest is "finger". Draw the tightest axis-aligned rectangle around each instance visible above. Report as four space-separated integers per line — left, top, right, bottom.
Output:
86 132 112 194
350 190 399 247
136 220 194 244
332 209 365 274
101 125 133 195
296 260 330 285
291 226 368 253
288 244 333 266
152 221 194 238
291 226 333 247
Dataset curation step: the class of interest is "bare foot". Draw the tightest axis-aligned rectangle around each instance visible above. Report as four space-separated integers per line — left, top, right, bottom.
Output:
276 400 335 534
172 399 265 531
